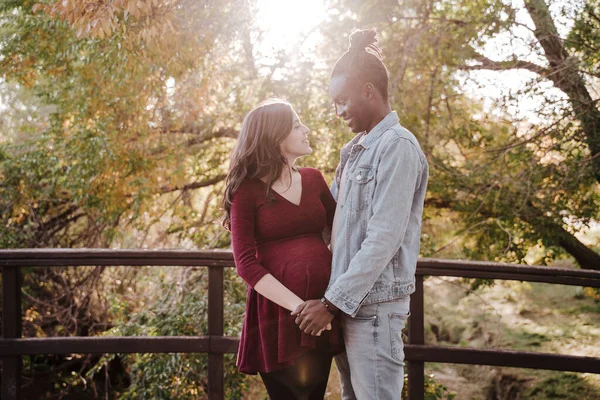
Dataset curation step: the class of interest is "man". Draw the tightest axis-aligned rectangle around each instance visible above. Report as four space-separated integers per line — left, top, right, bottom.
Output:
292 28 429 399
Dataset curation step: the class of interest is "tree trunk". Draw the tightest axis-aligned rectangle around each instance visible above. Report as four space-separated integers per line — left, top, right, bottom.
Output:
426 197 600 270
524 0 600 183
521 203 600 270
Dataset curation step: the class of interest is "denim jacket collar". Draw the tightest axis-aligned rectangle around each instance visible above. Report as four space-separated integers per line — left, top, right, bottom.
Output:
336 111 401 190
351 111 400 150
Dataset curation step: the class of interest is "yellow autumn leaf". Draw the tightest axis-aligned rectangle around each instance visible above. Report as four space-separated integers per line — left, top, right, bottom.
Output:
129 0 140 19
102 17 111 36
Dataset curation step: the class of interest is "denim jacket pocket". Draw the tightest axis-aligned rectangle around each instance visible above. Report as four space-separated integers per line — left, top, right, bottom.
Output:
350 165 374 212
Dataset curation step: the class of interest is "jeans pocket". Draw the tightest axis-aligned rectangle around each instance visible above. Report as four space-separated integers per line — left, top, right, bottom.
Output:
348 314 377 323
389 312 410 363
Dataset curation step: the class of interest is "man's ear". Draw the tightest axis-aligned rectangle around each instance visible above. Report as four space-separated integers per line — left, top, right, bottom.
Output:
363 82 375 100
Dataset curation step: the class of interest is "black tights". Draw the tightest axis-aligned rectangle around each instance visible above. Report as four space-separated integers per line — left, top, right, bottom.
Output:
259 348 333 400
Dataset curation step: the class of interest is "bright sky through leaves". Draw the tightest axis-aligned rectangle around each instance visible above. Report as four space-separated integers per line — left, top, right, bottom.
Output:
255 0 327 58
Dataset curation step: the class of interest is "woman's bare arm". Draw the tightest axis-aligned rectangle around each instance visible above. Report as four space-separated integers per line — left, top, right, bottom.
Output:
254 274 331 333
254 273 304 312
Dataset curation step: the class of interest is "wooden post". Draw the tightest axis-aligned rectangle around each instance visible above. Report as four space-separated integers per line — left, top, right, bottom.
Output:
408 274 425 400
2 266 22 400
208 266 224 400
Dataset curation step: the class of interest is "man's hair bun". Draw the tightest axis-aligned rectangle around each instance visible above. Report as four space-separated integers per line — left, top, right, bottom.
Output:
349 28 378 52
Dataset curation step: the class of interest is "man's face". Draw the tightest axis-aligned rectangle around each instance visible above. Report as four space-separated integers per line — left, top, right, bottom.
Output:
329 74 370 133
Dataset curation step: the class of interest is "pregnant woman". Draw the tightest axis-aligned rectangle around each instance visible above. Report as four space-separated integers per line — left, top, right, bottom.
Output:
223 99 344 399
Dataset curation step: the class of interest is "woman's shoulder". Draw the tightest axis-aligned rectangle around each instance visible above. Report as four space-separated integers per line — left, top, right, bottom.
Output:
299 167 330 186
232 178 263 200
299 167 325 179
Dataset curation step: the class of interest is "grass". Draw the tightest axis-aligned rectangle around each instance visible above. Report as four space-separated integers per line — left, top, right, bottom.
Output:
523 372 599 399
423 275 600 399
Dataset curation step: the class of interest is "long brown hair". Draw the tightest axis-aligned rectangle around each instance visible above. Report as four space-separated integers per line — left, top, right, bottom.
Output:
222 98 294 230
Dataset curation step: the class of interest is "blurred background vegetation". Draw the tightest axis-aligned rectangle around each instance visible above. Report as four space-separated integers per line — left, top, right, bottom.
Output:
1 0 599 398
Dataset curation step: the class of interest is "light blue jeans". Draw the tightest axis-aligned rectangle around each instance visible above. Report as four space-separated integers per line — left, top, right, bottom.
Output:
335 297 410 400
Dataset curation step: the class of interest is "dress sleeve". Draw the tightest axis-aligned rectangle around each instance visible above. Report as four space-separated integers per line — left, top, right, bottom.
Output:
317 170 337 230
230 182 270 288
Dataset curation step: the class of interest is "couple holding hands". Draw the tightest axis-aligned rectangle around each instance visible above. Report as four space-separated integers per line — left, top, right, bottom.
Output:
223 28 429 400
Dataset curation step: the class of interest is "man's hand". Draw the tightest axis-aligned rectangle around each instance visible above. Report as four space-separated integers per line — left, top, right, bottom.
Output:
291 299 334 336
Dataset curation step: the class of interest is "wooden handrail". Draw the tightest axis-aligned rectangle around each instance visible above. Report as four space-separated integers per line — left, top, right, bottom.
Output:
2 250 600 400
2 249 599 279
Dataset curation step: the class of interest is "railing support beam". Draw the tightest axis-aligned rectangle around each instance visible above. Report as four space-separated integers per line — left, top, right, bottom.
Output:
208 266 224 400
2 266 22 400
408 274 425 400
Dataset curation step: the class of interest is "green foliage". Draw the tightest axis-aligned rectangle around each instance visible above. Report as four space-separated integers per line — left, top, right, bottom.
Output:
423 374 456 400
85 268 248 399
523 373 599 399
400 373 456 399
568 0 600 76
0 0 256 248
3 0 598 265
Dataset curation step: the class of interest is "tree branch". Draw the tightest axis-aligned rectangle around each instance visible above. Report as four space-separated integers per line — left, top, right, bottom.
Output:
587 5 600 25
391 25 431 96
181 127 238 147
520 202 600 270
523 0 569 67
424 195 600 270
392 16 468 25
457 52 549 75
152 127 238 155
159 174 226 194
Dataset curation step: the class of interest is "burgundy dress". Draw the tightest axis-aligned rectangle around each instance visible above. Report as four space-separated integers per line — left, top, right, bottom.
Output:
230 167 344 374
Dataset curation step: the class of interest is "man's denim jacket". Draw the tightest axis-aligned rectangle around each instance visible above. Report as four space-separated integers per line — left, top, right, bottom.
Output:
325 111 429 317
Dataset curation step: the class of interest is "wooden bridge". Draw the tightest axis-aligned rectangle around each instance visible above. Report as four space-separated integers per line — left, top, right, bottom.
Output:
2 249 600 399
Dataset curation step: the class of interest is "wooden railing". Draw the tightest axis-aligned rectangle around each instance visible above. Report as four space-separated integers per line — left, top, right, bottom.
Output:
1 249 600 400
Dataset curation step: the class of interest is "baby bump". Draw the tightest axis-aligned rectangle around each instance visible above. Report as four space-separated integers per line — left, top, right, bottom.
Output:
257 234 332 298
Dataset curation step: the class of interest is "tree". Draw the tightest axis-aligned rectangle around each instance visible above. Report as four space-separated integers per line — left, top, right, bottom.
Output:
461 0 600 184
0 0 254 248
1 1 260 397
317 0 600 268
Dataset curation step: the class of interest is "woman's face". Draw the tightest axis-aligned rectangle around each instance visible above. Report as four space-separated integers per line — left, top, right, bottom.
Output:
280 109 311 160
